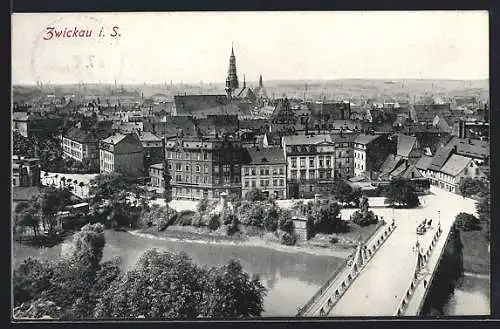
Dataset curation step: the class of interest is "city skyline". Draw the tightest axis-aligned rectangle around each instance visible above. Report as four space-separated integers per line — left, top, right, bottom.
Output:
12 11 489 85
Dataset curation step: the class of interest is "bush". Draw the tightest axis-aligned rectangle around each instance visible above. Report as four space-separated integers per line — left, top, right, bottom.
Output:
263 206 279 232
245 188 268 202
351 210 378 227
330 237 339 244
177 211 195 226
455 212 480 231
280 232 297 246
208 213 221 231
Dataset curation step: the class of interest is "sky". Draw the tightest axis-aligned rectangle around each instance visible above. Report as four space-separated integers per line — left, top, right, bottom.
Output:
11 11 489 85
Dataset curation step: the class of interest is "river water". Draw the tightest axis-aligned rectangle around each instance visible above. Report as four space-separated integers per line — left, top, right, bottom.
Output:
13 230 343 316
12 230 490 316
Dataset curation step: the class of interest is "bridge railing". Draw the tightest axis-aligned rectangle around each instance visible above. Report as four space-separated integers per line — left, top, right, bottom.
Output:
297 219 396 317
394 224 443 316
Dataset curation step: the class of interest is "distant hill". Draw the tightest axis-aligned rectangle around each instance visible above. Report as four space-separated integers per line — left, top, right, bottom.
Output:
13 79 488 104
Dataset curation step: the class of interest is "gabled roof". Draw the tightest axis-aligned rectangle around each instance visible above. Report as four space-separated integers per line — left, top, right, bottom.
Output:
379 154 403 176
354 134 380 145
440 154 472 177
415 155 433 171
449 137 489 159
149 163 164 170
64 127 99 144
400 164 424 179
397 135 417 158
137 131 162 142
428 144 454 172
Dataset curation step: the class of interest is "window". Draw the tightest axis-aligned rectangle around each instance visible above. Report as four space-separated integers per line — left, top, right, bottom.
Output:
291 157 297 168
176 163 182 171
279 167 284 175
203 152 208 160
320 171 325 179
309 158 314 167
195 176 200 183
176 152 181 159
326 158 331 167
184 152 189 160
273 167 278 175
300 157 306 168
223 165 231 173
234 176 240 183
203 176 208 183
196 165 200 172
319 158 324 168
214 166 219 173
245 181 249 187
251 181 256 187
197 152 201 160
244 167 249 176
265 168 270 175
204 165 209 173
168 163 172 170
176 174 181 181
279 179 284 186
186 175 191 183
185 165 190 172
260 179 265 186
251 167 256 175
260 168 265 175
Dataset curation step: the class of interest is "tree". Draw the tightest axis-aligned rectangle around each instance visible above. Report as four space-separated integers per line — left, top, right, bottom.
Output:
79 182 85 194
202 260 266 317
458 177 487 198
455 212 480 231
306 215 315 240
263 204 279 232
384 178 420 208
95 250 266 318
306 198 343 234
331 180 352 204
14 201 41 238
245 188 267 202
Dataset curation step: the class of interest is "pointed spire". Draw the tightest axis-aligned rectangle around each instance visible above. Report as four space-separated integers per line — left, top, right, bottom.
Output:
243 75 246 88
231 42 235 56
259 74 263 88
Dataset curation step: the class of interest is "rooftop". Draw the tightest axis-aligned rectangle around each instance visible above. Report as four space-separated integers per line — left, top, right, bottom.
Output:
244 147 286 165
102 133 128 145
283 134 332 146
415 155 433 171
150 163 164 170
440 154 472 177
397 135 417 158
354 134 380 145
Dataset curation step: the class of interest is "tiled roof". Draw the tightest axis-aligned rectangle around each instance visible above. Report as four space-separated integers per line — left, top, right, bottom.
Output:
397 135 417 158
440 154 472 177
400 165 424 179
354 134 380 145
64 127 99 144
102 133 128 145
283 134 332 146
415 155 433 171
243 147 285 165
137 131 162 142
379 154 403 176
428 144 454 172
449 137 489 159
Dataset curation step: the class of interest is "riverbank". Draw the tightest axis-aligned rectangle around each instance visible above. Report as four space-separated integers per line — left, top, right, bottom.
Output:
132 225 363 258
460 230 490 275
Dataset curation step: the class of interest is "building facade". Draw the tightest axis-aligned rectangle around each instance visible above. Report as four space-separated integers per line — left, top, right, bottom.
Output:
99 133 144 177
241 147 287 199
435 154 486 193
61 127 100 163
283 135 338 199
149 163 164 189
353 134 395 178
165 135 244 200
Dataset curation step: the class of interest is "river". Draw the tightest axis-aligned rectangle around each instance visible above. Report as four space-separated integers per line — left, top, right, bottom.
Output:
13 230 343 316
13 230 490 317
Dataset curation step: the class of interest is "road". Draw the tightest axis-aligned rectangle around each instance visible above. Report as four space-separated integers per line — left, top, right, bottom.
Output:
40 171 99 199
319 187 478 316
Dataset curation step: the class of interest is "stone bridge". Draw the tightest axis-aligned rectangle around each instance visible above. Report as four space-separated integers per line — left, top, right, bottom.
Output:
298 186 477 317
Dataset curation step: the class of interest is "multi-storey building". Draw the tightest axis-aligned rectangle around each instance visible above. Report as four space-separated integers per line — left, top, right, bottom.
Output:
61 127 101 163
137 131 164 173
283 134 337 198
331 132 356 179
241 147 287 199
353 134 395 178
149 163 164 189
99 133 144 177
164 135 244 200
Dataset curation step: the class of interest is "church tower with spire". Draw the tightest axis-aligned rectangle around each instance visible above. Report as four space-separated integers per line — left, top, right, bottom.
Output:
225 44 239 99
